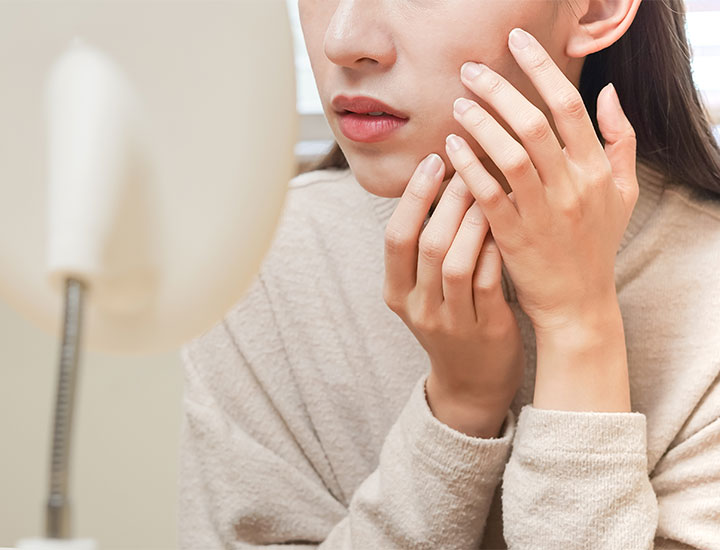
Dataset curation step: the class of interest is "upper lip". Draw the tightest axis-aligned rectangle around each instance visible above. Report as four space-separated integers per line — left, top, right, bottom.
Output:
331 95 409 119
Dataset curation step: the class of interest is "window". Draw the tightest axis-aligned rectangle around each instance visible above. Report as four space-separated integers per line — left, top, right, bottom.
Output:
686 0 720 128
286 0 333 166
287 0 720 162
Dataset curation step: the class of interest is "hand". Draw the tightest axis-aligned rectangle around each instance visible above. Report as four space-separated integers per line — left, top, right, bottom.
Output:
444 27 639 338
383 155 525 438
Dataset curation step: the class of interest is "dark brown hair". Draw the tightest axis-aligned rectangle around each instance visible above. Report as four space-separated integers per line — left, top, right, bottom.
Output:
301 0 720 198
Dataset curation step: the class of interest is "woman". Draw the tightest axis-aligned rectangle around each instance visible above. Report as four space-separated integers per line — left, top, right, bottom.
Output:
179 0 720 548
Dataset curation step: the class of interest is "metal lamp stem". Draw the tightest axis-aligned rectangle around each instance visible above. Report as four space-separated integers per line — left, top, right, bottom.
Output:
45 277 86 539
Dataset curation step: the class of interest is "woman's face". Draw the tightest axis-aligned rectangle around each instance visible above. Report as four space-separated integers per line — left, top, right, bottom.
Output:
298 0 585 200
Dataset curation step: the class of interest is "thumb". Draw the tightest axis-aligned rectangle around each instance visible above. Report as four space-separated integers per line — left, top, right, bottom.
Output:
597 82 639 212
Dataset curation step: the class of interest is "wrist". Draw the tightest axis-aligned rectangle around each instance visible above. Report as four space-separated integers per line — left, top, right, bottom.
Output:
533 291 624 346
425 373 511 438
532 297 631 413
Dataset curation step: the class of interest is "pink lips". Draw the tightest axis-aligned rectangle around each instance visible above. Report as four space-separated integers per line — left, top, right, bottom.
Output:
331 95 409 143
337 112 409 143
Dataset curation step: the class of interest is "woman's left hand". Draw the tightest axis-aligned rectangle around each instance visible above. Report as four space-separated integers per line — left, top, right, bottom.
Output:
445 27 639 338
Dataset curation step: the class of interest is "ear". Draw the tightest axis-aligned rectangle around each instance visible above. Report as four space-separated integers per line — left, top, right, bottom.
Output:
564 0 643 58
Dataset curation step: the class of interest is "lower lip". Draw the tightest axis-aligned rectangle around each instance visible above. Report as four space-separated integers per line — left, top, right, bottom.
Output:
338 112 409 143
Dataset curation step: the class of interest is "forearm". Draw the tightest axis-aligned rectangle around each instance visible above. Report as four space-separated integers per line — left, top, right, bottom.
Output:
532 295 631 413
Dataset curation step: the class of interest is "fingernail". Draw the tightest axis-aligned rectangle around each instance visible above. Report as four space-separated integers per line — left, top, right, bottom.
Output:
509 28 530 49
421 153 442 176
461 61 483 80
446 134 463 152
608 82 622 110
454 97 473 115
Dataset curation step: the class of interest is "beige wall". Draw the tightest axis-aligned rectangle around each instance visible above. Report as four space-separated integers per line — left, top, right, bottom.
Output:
0 299 183 549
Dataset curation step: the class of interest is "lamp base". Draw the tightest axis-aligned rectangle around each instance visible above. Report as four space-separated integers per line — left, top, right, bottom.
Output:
15 538 97 550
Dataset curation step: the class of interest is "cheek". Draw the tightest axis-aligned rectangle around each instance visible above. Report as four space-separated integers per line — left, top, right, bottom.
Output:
297 4 335 87
411 23 520 140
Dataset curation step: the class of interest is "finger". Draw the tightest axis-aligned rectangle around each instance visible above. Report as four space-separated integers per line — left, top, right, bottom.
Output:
508 28 605 166
459 61 568 190
597 83 640 215
384 153 445 299
441 200 490 324
452 97 545 221
417 172 476 309
444 132 523 241
472 233 506 324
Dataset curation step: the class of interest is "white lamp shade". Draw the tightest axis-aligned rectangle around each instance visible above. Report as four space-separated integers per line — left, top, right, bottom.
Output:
0 0 299 353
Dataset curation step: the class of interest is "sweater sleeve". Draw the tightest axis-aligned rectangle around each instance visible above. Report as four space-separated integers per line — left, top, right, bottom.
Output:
179 339 516 549
501 400 720 550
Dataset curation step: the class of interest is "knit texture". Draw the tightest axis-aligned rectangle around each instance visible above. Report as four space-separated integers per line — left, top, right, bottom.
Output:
179 160 720 549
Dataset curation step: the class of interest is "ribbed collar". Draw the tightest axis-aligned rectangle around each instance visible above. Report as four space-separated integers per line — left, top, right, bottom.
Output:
365 158 668 301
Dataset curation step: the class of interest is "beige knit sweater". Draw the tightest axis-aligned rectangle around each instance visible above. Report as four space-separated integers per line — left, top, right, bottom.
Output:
178 160 720 549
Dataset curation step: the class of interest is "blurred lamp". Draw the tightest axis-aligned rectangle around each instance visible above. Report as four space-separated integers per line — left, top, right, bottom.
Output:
0 1 298 547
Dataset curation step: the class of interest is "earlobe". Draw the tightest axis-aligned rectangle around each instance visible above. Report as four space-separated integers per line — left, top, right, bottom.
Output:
564 0 642 58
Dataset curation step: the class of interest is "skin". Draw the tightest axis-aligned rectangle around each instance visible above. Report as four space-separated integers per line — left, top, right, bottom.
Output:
299 0 577 201
298 0 643 438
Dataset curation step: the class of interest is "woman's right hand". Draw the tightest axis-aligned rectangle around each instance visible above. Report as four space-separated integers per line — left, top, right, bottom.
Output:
383 152 525 438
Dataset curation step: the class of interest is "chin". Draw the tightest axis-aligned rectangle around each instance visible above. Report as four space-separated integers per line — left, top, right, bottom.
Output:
341 145 440 199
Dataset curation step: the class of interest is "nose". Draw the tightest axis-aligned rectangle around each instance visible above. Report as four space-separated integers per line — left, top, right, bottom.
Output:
323 0 396 70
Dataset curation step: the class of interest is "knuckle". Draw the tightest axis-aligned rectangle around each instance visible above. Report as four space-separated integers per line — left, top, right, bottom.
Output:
558 195 583 219
457 163 495 202
501 149 534 179
420 320 443 336
382 285 404 313
482 187 506 210
617 131 638 151
484 73 504 95
529 52 555 76
442 260 472 283
384 225 410 255
620 119 638 141
473 273 501 294
405 182 429 203
557 91 587 121
588 163 612 188
520 113 552 143
418 231 447 263
411 308 441 335
483 236 500 255
629 181 640 206
456 155 480 175
444 180 471 203
463 210 488 229
468 111 491 133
